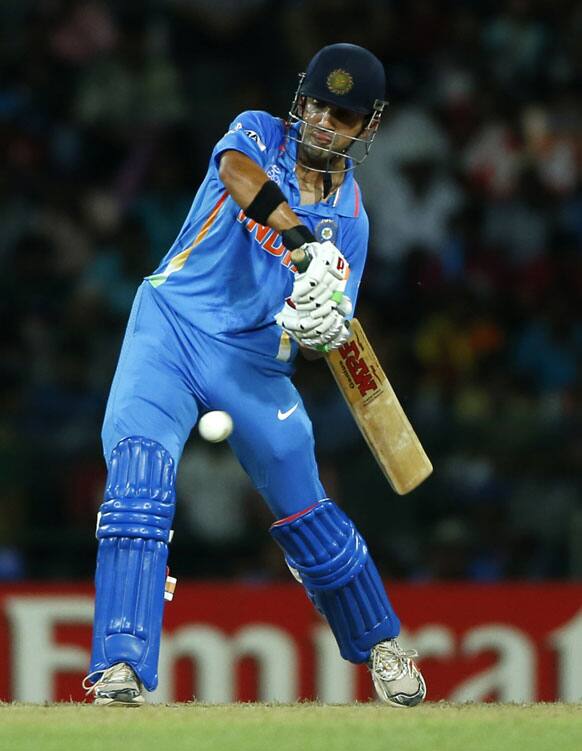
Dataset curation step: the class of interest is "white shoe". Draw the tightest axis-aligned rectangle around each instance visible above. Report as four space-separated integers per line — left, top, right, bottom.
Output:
83 663 145 706
369 639 426 707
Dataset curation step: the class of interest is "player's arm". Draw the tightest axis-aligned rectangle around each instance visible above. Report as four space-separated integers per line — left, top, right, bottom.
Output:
219 149 350 353
219 151 346 280
218 149 304 238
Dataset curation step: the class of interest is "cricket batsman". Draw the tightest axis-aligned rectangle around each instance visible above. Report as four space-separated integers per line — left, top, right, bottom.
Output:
84 43 426 707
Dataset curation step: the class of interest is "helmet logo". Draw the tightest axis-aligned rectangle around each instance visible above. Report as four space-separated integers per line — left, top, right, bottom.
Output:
326 69 353 96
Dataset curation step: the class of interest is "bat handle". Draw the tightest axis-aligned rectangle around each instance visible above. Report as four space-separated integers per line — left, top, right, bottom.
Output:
290 247 312 273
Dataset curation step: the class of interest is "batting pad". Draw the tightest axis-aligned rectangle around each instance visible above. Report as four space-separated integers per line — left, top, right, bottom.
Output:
90 437 176 691
271 500 400 663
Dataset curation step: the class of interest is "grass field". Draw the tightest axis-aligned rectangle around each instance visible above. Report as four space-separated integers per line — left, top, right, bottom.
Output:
1 702 581 751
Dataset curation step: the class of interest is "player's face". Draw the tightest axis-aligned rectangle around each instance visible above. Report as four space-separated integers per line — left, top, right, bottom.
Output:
299 97 367 166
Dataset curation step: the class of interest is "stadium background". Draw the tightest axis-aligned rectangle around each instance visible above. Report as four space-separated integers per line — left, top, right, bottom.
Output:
0 0 580 608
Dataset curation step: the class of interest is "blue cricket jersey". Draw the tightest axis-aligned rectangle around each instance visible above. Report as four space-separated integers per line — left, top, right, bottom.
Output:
146 110 369 363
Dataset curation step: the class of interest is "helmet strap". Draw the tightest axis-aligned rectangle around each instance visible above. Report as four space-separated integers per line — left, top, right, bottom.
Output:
323 170 333 199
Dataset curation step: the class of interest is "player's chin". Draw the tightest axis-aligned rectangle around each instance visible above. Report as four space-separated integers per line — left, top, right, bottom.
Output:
302 142 336 166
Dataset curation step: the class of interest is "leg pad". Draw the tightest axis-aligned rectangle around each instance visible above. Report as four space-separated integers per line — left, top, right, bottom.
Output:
90 437 176 691
271 500 400 662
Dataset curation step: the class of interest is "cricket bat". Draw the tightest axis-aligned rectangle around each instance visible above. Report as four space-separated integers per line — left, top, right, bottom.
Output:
291 247 433 494
325 319 432 494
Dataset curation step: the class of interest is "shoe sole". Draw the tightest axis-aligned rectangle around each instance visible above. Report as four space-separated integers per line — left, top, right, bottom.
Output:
93 696 145 707
93 687 145 707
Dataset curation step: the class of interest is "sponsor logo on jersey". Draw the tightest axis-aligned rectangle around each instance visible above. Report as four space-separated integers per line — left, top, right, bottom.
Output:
337 340 377 396
225 122 244 135
243 129 266 151
226 122 267 151
236 210 295 270
277 403 299 421
266 164 283 185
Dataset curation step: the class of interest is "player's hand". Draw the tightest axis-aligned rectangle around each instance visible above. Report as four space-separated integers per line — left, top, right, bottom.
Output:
291 283 352 323
301 320 351 352
275 298 350 349
290 241 349 308
275 298 338 338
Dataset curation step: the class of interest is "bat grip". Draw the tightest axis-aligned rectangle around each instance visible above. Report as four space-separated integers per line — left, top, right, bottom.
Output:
290 247 312 273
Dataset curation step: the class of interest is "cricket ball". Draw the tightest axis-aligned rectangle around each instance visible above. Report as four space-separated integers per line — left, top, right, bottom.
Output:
198 410 234 443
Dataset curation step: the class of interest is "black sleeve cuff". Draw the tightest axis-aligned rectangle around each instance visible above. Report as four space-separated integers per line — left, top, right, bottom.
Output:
281 225 316 251
245 180 286 225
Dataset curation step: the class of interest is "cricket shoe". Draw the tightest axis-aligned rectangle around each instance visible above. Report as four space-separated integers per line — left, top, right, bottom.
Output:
83 663 145 707
369 639 426 707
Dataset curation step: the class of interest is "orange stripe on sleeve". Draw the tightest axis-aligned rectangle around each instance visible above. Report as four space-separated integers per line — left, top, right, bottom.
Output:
193 190 229 246
146 190 230 287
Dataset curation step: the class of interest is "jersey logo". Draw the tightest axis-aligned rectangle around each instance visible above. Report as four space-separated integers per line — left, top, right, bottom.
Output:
277 403 299 421
225 123 266 151
236 210 296 270
266 164 283 185
225 122 244 136
315 219 338 244
244 129 266 151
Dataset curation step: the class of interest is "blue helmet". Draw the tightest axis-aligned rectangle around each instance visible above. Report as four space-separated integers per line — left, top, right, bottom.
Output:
300 43 386 114
289 43 389 173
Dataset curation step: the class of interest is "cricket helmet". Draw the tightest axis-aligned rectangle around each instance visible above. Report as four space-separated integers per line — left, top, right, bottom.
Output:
300 43 386 114
289 43 388 172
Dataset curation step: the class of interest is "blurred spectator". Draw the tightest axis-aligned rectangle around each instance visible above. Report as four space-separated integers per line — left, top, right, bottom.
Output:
360 106 461 266
74 14 186 129
177 442 254 544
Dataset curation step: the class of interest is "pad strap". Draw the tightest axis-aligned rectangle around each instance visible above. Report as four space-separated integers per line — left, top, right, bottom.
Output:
271 500 399 662
89 437 176 691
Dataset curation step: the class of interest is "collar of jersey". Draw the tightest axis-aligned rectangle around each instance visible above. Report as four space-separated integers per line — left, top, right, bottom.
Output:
279 122 360 218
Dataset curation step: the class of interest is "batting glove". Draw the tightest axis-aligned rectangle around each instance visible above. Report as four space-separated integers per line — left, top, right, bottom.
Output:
291 241 349 308
275 297 352 350
302 319 351 352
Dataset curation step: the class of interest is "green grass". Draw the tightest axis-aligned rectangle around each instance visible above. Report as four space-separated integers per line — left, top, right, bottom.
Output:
1 702 581 751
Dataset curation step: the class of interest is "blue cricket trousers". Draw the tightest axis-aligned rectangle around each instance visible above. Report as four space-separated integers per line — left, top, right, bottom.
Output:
102 282 326 518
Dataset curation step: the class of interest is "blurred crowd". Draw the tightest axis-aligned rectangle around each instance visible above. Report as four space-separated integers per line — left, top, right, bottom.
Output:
1 0 580 583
